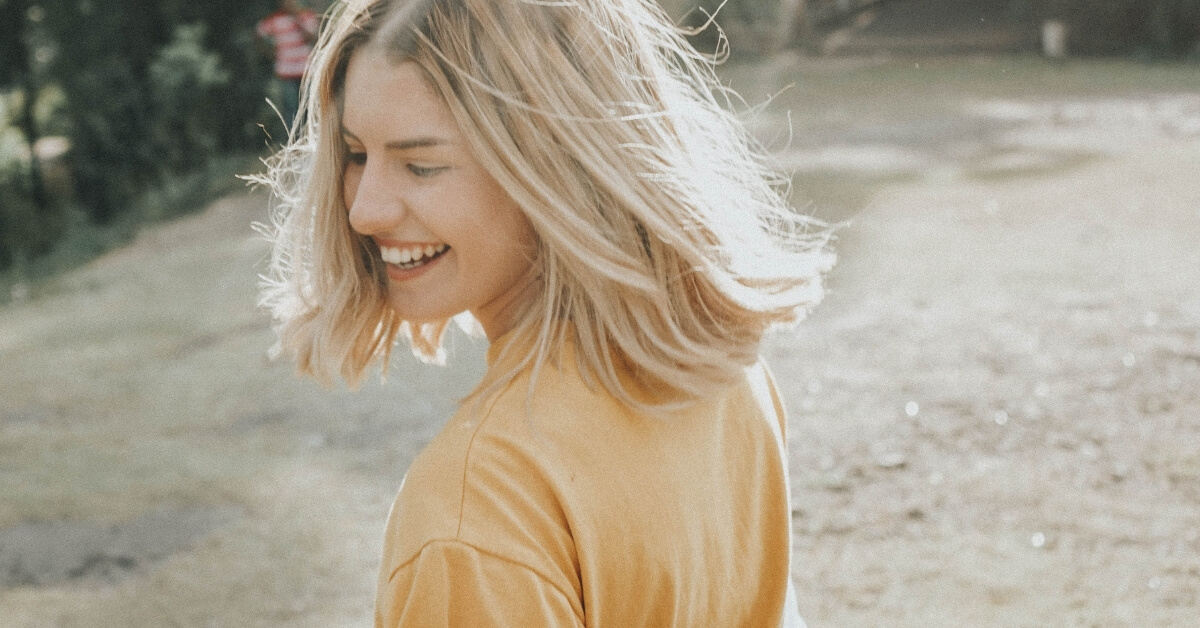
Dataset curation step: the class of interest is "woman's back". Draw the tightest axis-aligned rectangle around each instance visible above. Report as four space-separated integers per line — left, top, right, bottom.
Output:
375 335 794 626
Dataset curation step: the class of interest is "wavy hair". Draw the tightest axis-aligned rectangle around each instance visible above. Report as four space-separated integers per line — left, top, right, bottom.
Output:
258 0 834 409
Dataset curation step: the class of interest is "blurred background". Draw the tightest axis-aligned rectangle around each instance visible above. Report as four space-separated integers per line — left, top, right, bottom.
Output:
2 1 1199 626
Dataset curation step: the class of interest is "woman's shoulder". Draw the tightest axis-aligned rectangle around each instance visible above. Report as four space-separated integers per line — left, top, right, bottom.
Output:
380 377 584 592
380 350 784 596
400 353 605 502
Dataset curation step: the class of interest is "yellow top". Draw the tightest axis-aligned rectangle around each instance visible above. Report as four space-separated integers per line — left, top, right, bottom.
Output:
375 335 800 627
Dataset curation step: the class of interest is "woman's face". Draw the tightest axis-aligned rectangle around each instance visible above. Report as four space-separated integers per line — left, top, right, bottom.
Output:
340 50 538 340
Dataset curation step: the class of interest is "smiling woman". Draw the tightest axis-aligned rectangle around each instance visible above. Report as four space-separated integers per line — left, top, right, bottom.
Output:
339 54 539 339
257 0 831 625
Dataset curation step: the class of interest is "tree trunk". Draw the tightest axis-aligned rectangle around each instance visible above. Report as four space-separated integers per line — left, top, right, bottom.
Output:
18 74 49 215
5 0 49 215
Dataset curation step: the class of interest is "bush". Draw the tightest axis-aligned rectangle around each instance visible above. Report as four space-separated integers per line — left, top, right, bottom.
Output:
0 151 255 300
149 23 232 174
1 1 277 290
0 159 65 269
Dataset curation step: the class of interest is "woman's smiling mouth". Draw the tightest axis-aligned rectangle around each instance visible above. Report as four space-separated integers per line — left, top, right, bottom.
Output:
379 243 450 269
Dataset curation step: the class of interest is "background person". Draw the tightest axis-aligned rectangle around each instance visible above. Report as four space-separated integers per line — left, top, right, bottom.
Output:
255 0 319 133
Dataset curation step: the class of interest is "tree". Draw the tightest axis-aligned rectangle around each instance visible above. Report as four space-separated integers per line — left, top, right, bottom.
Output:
149 23 232 174
0 0 69 271
34 0 169 223
0 0 49 213
33 0 277 223
0 0 299 271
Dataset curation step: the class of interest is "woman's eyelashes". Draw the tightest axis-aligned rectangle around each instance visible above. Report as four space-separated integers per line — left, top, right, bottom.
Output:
407 164 448 177
343 151 446 178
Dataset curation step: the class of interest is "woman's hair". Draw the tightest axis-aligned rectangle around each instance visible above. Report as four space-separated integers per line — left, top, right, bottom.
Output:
258 0 834 409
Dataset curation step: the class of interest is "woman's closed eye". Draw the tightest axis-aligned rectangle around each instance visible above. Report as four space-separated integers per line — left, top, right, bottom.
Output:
408 164 448 177
344 153 444 178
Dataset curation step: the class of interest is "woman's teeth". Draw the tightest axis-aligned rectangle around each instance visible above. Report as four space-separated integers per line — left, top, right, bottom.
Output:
379 243 449 269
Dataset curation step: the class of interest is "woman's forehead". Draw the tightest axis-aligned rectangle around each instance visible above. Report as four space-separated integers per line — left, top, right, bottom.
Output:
340 51 457 142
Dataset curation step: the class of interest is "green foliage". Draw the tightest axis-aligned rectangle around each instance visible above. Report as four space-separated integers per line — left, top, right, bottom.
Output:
0 158 64 267
36 0 167 222
1 0 281 276
25 0 279 223
129 154 252 224
149 23 232 173
168 0 287 150
0 153 254 297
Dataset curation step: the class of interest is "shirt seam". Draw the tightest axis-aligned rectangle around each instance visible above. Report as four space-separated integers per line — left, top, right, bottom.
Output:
387 537 585 625
454 374 525 540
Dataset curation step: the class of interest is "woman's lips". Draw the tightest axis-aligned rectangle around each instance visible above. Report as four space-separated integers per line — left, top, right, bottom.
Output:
379 243 451 282
378 242 450 267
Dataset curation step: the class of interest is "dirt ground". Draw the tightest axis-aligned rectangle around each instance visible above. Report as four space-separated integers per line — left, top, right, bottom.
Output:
1 56 1198 626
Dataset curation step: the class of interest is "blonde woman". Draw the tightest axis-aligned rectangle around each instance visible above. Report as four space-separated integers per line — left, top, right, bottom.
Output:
260 0 832 625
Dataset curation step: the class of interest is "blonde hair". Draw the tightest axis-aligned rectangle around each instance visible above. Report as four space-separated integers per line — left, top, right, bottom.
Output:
258 0 833 409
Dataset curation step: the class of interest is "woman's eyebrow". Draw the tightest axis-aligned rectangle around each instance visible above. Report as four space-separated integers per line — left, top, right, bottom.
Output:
341 128 449 150
385 137 447 150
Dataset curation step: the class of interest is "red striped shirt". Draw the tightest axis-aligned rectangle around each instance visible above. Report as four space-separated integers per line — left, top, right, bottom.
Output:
256 10 319 79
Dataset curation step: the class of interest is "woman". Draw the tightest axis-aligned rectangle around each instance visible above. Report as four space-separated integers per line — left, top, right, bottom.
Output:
259 0 832 625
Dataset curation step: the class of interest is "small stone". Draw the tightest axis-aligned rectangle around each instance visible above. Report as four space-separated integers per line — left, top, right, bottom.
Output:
1111 462 1130 481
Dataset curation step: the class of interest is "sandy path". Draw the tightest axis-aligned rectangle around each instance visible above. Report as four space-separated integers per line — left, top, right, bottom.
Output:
774 129 1200 625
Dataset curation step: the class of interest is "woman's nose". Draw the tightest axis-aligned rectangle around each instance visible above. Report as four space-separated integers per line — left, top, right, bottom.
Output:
346 164 403 236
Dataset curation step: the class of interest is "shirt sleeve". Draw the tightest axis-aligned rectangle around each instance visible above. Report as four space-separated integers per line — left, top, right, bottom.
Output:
301 11 319 35
255 16 272 39
377 540 585 628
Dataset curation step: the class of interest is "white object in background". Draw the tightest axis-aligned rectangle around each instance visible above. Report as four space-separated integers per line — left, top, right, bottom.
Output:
1043 20 1067 58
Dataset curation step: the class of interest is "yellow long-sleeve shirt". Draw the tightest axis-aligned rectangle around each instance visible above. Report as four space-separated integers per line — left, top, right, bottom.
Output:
375 335 802 627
